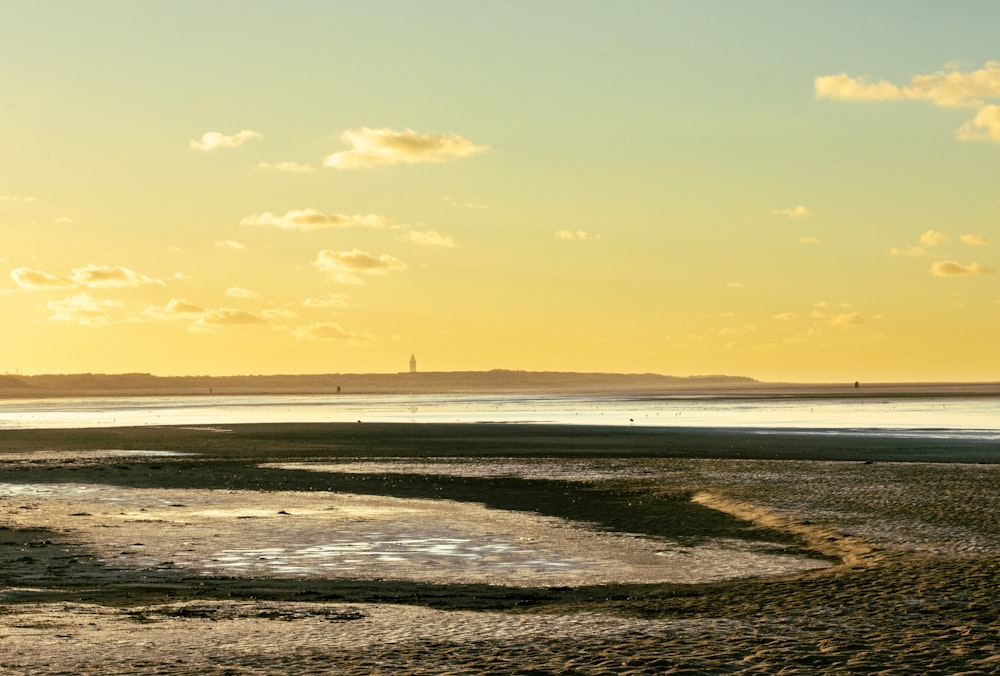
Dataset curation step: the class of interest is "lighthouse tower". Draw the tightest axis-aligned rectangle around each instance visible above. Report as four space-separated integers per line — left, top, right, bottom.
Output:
409 354 417 373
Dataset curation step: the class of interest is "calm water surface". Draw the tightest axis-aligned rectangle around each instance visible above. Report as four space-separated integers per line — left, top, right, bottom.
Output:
1 393 998 440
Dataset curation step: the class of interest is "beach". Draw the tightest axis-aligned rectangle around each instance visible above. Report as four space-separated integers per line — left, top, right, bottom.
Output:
1 423 998 673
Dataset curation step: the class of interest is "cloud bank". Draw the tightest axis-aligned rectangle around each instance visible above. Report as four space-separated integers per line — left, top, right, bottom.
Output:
816 62 1000 142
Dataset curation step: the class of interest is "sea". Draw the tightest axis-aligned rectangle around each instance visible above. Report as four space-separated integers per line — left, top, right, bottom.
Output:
0 392 998 440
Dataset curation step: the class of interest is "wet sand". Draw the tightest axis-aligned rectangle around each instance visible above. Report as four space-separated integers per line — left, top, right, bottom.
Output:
1 423 998 674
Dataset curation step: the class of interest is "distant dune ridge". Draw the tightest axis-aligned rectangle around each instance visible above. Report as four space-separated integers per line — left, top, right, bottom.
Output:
0 370 755 398
1 370 998 399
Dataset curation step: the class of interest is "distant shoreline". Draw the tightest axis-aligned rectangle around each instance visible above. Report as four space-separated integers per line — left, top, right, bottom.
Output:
2 370 1000 400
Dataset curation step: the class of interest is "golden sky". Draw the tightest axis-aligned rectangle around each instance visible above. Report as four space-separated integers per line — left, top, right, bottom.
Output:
2 2 998 381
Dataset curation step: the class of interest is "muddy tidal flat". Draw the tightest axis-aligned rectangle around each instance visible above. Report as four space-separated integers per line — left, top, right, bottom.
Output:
1 423 998 674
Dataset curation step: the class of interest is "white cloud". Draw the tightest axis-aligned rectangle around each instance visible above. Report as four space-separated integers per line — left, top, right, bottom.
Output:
256 161 316 173
216 240 246 250
190 129 262 152
772 312 797 321
771 205 811 218
725 282 744 289
241 209 387 231
890 245 926 257
401 229 456 247
960 233 992 245
52 217 75 224
956 105 1000 142
11 265 162 290
799 237 822 244
931 260 995 277
45 294 121 326
314 249 406 282
225 287 259 299
0 194 39 203
323 127 488 169
554 229 600 241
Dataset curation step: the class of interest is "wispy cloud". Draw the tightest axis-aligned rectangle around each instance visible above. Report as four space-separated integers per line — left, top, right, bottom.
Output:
190 129 262 152
314 249 406 285
135 299 269 329
816 62 1000 142
215 240 246 250
401 229 456 247
960 233 992 245
799 237 822 244
293 322 367 343
261 308 297 320
303 293 351 309
829 311 865 327
931 260 995 277
241 209 387 231
0 194 39 203
444 196 489 210
891 230 953 256
771 205 811 218
197 308 267 327
225 287 259 299
68 264 164 288
920 230 951 247
45 294 122 326
10 267 74 290
554 229 600 241
138 298 206 321
256 161 316 173
323 127 488 169
11 265 163 290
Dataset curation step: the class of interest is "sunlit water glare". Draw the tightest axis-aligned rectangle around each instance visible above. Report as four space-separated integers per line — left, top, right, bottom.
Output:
0 393 997 439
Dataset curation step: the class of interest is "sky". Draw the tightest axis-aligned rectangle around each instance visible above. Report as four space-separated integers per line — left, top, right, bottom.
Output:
1 1 998 382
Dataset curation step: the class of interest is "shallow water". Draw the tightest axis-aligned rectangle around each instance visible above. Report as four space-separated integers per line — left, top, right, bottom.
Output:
0 392 998 439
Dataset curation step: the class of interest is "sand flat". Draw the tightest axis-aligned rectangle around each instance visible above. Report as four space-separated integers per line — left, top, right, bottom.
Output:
1 423 998 673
